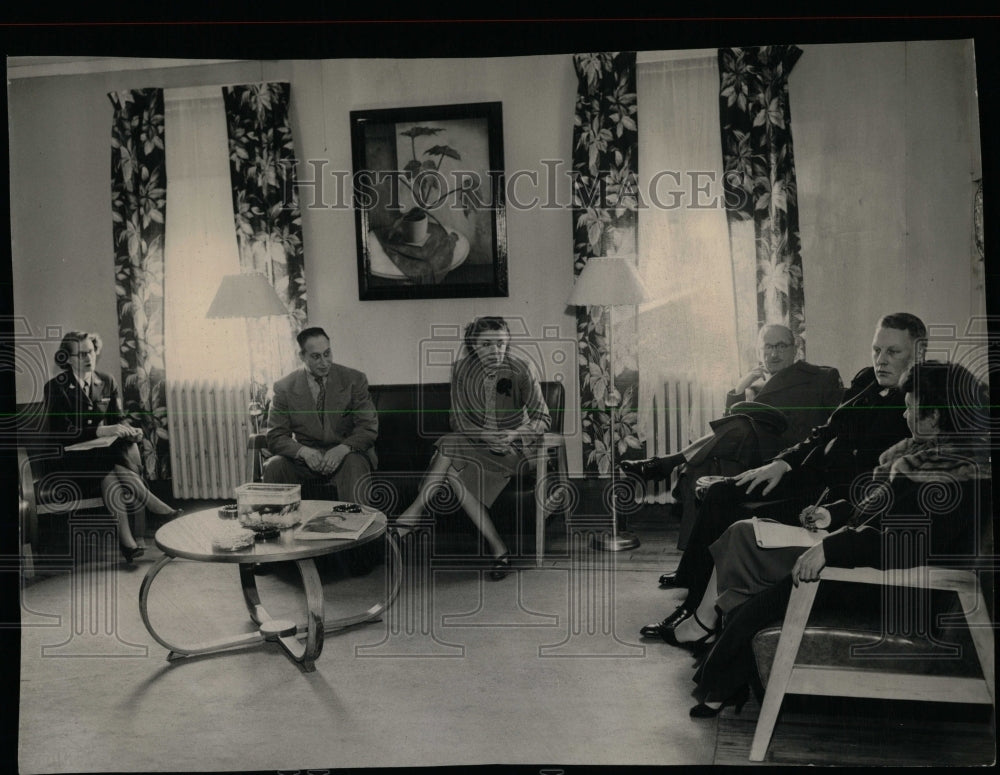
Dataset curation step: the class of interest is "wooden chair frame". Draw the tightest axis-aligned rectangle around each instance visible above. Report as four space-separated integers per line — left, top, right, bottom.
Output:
750 565 996 761
533 431 570 567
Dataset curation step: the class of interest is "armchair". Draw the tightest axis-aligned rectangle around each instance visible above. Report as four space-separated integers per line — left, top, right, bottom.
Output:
749 564 995 762
17 402 108 566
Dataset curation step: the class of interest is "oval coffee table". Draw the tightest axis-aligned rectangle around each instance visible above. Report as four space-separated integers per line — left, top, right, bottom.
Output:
139 501 401 672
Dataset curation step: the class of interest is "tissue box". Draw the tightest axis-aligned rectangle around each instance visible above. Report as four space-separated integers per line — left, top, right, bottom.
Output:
235 483 302 529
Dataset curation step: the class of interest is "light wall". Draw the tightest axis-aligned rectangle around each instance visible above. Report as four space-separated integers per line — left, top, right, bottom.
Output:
9 40 986 475
793 40 983 376
8 56 584 464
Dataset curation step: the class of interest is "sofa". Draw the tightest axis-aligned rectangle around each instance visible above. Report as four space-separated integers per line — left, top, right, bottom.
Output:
272 380 570 562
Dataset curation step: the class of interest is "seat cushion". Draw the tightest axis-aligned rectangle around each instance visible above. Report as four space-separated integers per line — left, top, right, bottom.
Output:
753 601 985 686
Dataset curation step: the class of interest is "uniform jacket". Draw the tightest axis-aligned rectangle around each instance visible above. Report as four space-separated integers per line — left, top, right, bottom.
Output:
43 369 123 443
266 363 378 468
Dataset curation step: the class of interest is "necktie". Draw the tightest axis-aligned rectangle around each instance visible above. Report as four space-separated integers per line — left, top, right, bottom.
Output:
314 376 326 414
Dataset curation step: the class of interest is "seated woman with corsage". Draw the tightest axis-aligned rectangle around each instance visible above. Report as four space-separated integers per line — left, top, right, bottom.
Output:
394 317 551 579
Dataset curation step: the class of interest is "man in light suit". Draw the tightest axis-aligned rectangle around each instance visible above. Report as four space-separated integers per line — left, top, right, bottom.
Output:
263 326 378 504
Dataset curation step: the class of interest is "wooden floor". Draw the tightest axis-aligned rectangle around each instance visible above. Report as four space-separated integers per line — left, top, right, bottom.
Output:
715 691 996 766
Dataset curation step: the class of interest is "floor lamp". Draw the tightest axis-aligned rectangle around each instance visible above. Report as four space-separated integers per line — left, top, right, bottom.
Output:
567 256 652 552
206 271 289 480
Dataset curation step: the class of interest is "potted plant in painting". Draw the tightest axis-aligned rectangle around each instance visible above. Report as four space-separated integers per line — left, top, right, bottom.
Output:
394 125 481 240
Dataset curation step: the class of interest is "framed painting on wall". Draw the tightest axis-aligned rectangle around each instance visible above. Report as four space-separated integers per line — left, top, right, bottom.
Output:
350 101 508 300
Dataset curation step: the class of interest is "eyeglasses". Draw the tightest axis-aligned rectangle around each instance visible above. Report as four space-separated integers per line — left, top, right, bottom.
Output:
762 343 792 354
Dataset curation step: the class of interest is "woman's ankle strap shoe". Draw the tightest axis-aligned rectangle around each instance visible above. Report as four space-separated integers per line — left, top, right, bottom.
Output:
689 685 750 718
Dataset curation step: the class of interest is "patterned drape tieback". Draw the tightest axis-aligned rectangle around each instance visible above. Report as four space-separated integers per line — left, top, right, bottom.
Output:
314 375 326 413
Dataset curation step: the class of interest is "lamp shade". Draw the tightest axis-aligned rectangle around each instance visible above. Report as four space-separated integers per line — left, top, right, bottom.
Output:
206 272 289 319
566 256 651 307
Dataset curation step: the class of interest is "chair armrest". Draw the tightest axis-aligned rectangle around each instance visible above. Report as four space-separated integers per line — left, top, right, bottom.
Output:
248 432 268 451
536 432 565 453
18 446 39 547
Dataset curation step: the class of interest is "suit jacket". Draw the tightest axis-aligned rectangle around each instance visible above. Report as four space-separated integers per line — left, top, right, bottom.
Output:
725 360 843 448
774 366 910 494
266 364 378 468
43 369 123 443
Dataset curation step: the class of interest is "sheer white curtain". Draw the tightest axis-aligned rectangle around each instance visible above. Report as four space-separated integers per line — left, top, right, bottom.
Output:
635 54 743 443
163 87 248 384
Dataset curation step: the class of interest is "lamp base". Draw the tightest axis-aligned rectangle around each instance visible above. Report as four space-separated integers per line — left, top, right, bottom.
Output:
590 530 641 552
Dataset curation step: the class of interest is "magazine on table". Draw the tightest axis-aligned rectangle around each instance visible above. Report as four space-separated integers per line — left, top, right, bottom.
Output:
293 503 378 541
751 517 828 549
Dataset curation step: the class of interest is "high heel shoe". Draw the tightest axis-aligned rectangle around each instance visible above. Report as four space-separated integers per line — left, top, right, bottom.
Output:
119 544 144 564
661 609 717 652
489 553 511 581
689 684 750 718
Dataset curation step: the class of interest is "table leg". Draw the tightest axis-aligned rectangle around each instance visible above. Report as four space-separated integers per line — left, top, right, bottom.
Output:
287 558 325 671
139 554 263 660
239 563 267 625
240 559 326 671
319 533 404 632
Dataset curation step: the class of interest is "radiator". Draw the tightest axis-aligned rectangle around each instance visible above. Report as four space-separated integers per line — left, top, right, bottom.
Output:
642 373 730 504
167 380 253 500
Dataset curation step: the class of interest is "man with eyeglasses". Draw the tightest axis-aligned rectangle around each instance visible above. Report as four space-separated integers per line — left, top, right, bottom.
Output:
638 313 925 644
622 324 843 579
623 325 842 489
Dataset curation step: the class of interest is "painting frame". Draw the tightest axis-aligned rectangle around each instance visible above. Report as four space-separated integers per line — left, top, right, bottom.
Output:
350 101 508 300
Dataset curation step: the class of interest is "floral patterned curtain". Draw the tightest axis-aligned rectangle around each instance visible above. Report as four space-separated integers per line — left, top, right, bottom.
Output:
222 82 307 405
108 88 170 480
718 45 806 361
572 52 642 474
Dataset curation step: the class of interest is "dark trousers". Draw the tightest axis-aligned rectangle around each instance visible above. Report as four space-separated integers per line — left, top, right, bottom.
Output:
692 575 795 703
262 451 374 504
673 416 786 549
676 467 827 609
262 452 382 576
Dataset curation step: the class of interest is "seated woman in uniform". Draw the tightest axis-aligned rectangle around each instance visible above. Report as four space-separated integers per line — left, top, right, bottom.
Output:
43 331 180 563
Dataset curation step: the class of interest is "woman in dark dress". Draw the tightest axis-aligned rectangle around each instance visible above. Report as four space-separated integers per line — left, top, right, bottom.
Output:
680 360 991 716
394 317 551 579
43 331 179 563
